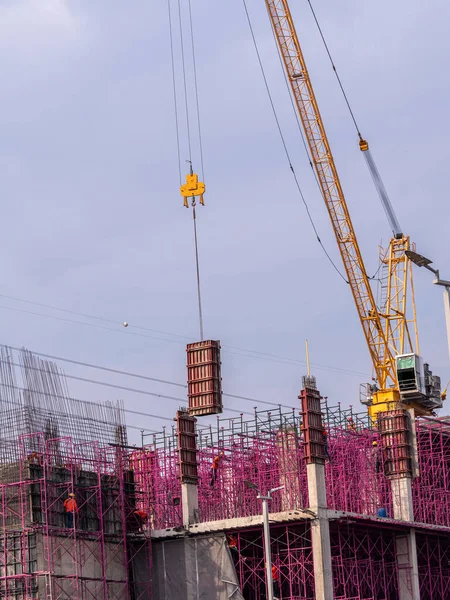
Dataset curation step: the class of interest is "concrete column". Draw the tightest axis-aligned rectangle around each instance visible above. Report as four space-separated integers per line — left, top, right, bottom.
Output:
307 463 327 511
307 463 333 600
396 529 420 600
390 477 420 599
181 482 199 527
391 477 414 522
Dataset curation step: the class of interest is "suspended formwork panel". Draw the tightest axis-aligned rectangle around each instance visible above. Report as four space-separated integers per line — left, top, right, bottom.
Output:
187 340 223 416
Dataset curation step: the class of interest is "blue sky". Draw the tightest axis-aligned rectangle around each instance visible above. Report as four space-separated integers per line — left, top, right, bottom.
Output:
0 0 449 443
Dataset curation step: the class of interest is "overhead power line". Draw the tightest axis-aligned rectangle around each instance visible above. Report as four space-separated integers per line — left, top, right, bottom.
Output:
0 294 371 378
4 359 255 418
4 348 298 412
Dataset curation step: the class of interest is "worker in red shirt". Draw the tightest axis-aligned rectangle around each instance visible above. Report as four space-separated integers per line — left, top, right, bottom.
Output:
210 451 224 487
228 534 239 558
63 493 78 528
134 509 148 531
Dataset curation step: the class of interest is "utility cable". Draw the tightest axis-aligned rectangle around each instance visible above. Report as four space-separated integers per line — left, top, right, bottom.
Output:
4 359 254 417
241 0 348 284
0 296 371 377
3 355 297 412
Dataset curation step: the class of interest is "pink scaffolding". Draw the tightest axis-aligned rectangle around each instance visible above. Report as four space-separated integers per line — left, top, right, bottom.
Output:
1 343 450 599
0 431 152 599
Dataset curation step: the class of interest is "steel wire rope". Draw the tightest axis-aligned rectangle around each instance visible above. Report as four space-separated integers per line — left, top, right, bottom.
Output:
187 0 205 181
167 0 183 184
170 0 205 340
192 199 204 340
306 0 361 136
241 0 348 284
305 0 397 281
0 297 370 377
176 0 193 162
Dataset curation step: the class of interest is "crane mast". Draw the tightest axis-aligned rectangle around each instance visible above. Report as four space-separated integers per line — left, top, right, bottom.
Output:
380 236 418 359
265 0 397 403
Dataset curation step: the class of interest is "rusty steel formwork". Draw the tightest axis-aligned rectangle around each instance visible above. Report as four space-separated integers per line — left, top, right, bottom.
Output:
175 408 198 483
378 409 413 478
299 376 326 464
186 340 223 416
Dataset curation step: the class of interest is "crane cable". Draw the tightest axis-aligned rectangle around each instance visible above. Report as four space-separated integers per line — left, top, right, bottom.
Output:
167 0 182 185
269 0 393 280
168 0 205 340
241 0 348 284
306 0 403 238
306 0 361 136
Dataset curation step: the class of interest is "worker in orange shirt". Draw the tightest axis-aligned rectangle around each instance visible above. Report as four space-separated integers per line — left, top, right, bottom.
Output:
272 563 280 599
27 451 42 465
347 416 357 432
63 493 78 528
210 451 224 487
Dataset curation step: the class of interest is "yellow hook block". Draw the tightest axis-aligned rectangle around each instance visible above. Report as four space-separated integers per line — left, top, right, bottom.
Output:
180 172 205 208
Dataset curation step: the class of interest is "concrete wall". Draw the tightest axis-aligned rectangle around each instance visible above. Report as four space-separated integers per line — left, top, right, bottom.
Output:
152 533 243 600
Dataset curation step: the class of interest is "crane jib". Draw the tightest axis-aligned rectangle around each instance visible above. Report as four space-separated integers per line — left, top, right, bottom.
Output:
265 0 397 389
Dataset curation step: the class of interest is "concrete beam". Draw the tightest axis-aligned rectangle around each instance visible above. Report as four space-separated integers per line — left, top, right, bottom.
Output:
151 509 315 540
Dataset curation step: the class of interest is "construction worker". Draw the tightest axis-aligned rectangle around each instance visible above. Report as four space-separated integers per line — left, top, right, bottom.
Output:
347 416 357 432
63 493 78 528
372 440 382 473
210 451 224 487
134 509 148 531
272 564 280 599
227 534 239 558
322 427 330 461
27 451 41 465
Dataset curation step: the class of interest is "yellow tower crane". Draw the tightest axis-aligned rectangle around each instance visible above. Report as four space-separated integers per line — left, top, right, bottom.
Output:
264 0 442 418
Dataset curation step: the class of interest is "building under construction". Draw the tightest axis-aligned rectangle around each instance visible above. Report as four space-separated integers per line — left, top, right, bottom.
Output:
0 344 449 599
